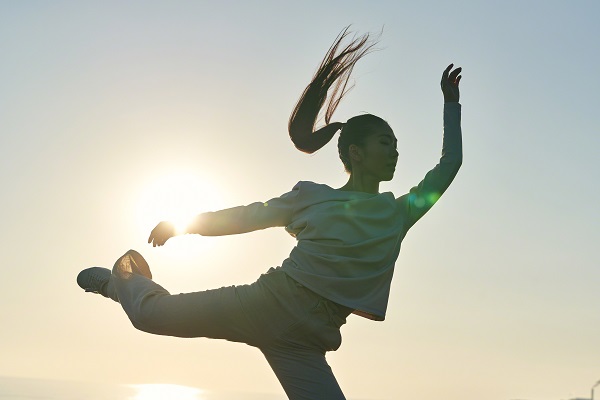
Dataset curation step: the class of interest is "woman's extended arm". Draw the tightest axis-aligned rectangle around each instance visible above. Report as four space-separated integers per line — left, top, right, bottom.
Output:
395 64 463 228
188 202 293 236
148 190 298 247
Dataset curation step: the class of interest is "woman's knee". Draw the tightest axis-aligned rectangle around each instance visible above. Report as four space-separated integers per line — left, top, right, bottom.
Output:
127 292 172 334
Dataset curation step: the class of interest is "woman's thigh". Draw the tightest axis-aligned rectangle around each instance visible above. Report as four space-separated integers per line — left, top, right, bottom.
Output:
114 273 260 343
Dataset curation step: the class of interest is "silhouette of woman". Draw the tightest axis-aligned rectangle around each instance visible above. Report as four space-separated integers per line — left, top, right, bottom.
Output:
77 27 462 399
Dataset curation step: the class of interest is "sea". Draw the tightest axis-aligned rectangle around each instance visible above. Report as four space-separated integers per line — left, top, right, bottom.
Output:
0 376 285 400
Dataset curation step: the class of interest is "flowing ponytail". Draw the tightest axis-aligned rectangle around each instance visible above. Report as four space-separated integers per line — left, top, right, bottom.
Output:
288 27 379 154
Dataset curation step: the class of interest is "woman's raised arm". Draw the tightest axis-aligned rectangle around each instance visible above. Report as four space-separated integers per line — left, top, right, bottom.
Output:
395 64 463 228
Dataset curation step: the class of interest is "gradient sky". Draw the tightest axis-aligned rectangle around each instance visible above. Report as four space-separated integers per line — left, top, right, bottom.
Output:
1 1 599 399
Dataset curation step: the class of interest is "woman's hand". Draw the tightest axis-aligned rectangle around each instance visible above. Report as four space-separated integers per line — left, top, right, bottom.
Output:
148 221 176 247
441 64 462 103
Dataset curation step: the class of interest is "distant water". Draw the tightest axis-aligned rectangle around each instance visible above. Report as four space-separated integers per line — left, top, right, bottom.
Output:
0 376 133 400
0 376 286 400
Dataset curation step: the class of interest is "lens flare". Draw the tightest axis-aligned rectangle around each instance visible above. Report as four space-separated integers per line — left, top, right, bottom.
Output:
409 191 441 209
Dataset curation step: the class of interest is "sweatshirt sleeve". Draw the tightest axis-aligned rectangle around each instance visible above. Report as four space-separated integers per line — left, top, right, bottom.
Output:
397 102 463 228
188 183 300 236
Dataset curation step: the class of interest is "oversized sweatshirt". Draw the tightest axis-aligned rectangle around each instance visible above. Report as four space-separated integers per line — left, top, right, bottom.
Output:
193 102 462 320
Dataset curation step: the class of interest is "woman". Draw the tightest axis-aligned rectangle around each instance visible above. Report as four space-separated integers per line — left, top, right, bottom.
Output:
77 28 462 399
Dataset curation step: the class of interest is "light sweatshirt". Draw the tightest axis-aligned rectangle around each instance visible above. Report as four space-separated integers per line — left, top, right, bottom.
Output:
191 102 462 320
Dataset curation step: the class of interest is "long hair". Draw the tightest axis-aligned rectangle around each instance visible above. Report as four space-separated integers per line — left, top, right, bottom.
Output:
288 27 379 154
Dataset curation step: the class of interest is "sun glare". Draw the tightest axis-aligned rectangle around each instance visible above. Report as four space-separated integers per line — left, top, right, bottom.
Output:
129 384 205 400
135 171 223 235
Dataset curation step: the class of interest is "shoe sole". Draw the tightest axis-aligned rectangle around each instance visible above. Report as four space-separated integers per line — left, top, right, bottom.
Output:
113 249 152 279
126 249 152 279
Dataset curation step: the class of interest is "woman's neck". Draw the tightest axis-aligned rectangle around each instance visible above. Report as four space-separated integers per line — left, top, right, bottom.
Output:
338 174 380 194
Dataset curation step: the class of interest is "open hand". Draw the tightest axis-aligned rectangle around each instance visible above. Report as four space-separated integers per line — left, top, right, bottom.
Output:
148 221 176 247
441 64 462 103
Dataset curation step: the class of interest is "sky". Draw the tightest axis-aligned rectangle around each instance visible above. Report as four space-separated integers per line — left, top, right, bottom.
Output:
1 1 599 399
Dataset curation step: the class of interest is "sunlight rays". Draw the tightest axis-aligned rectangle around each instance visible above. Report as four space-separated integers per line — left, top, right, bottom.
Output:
135 170 223 235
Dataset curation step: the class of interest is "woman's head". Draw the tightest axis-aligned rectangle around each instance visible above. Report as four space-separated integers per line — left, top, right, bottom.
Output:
338 114 394 173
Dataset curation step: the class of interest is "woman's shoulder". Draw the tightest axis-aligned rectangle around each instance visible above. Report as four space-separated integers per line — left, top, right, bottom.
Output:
292 180 330 191
292 181 395 201
286 181 338 207
292 181 363 199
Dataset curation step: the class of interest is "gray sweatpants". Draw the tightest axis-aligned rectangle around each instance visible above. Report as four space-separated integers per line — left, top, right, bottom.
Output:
112 265 351 400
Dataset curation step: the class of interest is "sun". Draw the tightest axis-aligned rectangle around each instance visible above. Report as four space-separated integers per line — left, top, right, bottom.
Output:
135 170 223 236
129 383 205 400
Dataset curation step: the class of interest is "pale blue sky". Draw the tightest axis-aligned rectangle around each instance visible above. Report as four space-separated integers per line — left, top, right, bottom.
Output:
1 1 599 399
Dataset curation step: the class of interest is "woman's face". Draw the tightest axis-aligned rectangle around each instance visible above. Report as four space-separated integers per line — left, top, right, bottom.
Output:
354 125 398 182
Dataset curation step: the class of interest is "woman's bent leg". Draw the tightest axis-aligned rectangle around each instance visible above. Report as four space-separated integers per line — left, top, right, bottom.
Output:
261 346 346 400
251 269 350 399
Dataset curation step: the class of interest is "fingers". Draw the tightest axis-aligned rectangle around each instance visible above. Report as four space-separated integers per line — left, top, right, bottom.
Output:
442 64 462 85
148 223 159 244
148 231 162 247
448 67 462 83
441 63 453 84
149 236 164 247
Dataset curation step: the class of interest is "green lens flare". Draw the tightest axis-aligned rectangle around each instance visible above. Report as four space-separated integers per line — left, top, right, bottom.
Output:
411 192 441 208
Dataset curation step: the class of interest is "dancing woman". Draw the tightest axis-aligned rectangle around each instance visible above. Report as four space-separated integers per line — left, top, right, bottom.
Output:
77 28 462 399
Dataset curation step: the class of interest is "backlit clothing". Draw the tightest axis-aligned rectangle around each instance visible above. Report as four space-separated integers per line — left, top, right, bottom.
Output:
198 102 462 320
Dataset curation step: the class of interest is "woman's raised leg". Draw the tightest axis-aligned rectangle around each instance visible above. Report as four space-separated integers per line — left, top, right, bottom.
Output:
110 250 259 343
